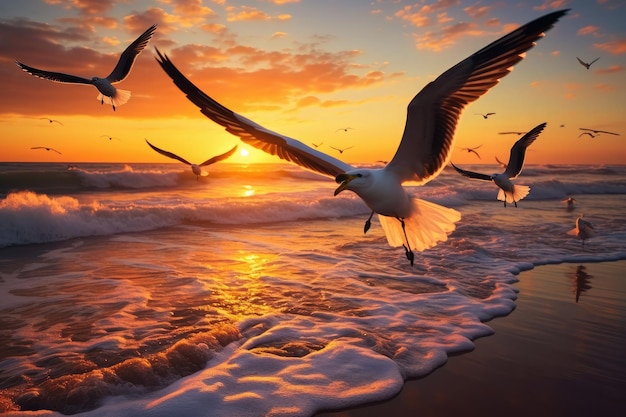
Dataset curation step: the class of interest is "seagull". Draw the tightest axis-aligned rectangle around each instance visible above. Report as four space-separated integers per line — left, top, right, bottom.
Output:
498 131 525 136
335 127 354 133
145 139 238 179
578 132 599 139
451 122 546 207
312 142 323 148
579 127 620 136
460 145 482 159
31 146 62 155
568 214 596 246
329 145 354 154
40 117 63 125
16 24 157 111
495 156 507 169
155 10 568 264
562 197 576 211
476 112 495 119
576 57 599 70
100 135 120 141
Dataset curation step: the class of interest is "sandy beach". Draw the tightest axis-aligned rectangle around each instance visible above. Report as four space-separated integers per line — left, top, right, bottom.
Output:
318 260 626 417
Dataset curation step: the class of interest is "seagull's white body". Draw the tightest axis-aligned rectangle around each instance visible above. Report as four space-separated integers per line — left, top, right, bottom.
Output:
451 122 547 207
155 10 567 262
16 24 156 110
145 139 238 179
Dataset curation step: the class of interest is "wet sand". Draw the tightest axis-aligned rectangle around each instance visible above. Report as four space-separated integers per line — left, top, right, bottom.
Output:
317 260 626 417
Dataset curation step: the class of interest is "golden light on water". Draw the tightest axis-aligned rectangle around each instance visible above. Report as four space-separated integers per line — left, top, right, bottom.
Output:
242 185 255 197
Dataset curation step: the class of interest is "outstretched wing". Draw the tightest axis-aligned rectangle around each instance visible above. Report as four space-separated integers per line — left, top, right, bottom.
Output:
154 48 354 178
504 122 547 179
106 24 157 83
385 10 568 185
16 61 92 85
145 139 192 165
576 57 587 67
450 163 492 181
200 145 239 166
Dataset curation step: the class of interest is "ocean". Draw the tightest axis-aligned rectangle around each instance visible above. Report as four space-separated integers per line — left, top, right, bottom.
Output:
1 162 625 416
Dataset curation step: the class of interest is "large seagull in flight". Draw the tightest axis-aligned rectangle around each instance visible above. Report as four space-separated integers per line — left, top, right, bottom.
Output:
16 24 157 111
155 10 568 264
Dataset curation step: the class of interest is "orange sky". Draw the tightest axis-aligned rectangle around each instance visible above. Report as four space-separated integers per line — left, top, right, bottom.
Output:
1 1 625 165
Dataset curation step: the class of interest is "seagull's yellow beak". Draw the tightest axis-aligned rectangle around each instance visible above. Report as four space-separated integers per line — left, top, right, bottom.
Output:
334 173 358 196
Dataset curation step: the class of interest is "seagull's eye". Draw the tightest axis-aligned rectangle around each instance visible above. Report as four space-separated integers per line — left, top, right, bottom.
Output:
356 173 363 178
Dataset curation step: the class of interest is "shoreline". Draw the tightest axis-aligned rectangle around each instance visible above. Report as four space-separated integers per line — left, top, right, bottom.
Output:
317 260 626 417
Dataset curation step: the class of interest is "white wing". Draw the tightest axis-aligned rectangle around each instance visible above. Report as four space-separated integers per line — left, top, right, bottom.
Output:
155 48 354 178
385 10 568 184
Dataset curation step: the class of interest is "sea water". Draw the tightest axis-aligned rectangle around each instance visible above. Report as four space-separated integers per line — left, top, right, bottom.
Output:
1 162 625 416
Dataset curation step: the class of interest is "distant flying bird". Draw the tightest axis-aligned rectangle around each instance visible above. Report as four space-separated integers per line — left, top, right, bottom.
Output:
16 24 157 111
460 145 482 159
476 112 495 119
100 135 120 141
578 132 599 139
145 139 238 179
329 145 354 154
40 117 63 125
568 214 596 246
312 142 323 148
451 122 546 207
576 57 599 70
498 131 525 136
155 10 567 265
335 127 354 133
31 146 62 155
495 156 507 169
579 127 620 136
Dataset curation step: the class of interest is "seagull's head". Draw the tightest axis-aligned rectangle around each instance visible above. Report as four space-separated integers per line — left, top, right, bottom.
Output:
334 170 370 196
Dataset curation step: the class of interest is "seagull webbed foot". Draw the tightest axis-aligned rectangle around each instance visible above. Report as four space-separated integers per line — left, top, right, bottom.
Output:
403 245 415 266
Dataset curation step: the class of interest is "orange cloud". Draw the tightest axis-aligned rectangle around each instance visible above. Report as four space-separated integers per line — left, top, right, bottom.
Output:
413 22 484 52
577 25 602 37
533 0 570 11
595 65 625 74
226 5 290 22
594 38 626 54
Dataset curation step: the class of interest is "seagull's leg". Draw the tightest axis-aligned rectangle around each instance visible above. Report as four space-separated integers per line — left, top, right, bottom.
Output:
514 200 518 208
397 217 414 266
112 102 116 111
364 211 374 234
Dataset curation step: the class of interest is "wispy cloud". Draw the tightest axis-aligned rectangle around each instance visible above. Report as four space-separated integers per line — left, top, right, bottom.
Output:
533 0 570 11
595 64 625 74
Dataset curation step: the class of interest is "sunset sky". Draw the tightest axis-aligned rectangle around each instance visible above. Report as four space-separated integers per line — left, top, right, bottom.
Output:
0 0 624 165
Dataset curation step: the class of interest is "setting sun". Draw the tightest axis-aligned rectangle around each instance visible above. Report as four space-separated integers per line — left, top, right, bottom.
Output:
240 148 249 158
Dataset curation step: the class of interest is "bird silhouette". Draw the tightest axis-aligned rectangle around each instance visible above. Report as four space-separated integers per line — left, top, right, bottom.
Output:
495 156 507 169
31 146 62 155
578 132 599 139
100 135 120 141
576 57 599 70
16 24 156 111
579 127 619 136
312 142 323 148
329 145 354 154
145 139 237 179
498 131 525 136
460 145 482 159
40 117 63 125
451 122 546 207
335 127 354 133
476 112 495 119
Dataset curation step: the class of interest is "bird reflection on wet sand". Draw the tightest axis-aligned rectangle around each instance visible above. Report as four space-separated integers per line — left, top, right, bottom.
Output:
571 265 593 303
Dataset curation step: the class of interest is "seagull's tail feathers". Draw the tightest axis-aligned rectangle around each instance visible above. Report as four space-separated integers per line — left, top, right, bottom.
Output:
378 198 461 252
497 184 530 204
97 89 131 108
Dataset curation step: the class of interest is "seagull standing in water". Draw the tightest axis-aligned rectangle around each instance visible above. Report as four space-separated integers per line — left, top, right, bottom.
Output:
16 24 156 111
451 123 547 207
568 214 596 246
155 10 567 264
145 139 238 179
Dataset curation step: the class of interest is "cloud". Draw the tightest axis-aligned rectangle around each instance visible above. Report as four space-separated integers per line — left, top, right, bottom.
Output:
44 0 114 15
594 37 626 54
225 5 291 22
413 22 485 52
595 65 625 74
532 0 570 11
577 25 602 37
